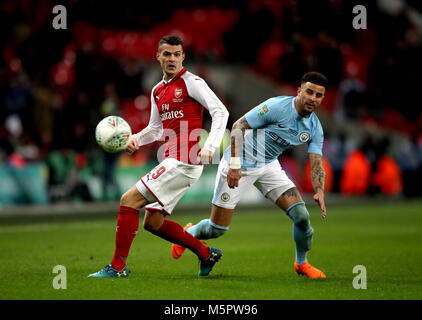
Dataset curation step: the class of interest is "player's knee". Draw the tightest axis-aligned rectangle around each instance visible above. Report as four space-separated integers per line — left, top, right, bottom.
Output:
120 191 132 207
142 219 152 231
143 219 159 232
120 187 147 210
120 190 137 208
287 202 311 231
142 212 163 232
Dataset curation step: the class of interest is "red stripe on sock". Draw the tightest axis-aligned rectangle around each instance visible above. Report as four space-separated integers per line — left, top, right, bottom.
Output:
111 206 139 270
154 219 210 260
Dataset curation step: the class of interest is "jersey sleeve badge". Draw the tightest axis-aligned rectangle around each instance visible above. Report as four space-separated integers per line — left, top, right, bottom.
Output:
258 105 269 116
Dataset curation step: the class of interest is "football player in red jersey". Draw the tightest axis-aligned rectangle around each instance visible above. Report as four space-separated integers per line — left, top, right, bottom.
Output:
89 35 229 278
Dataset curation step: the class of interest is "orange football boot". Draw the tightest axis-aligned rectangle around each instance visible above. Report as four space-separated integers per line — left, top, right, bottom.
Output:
171 223 206 259
294 260 326 278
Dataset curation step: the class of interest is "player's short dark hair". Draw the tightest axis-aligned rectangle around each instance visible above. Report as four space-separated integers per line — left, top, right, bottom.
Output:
301 72 328 89
158 35 184 52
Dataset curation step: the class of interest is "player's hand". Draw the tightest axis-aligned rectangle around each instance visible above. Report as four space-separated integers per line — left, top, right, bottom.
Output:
125 137 139 155
227 168 242 189
313 189 326 219
197 149 213 164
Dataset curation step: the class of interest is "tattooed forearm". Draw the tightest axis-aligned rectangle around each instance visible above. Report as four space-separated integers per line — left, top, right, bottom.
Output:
309 153 325 192
231 116 251 157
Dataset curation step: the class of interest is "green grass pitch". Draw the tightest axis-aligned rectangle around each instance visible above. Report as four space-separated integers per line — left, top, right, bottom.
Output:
0 200 421 300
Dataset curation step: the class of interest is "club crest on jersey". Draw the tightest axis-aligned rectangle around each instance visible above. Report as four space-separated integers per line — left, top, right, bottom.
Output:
221 193 230 202
174 88 183 98
299 132 310 143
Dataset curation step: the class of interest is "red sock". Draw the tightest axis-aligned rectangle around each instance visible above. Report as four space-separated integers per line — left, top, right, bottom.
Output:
153 219 210 260
111 206 139 270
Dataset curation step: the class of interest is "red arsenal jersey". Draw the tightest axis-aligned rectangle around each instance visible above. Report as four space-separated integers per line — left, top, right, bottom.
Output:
134 67 228 165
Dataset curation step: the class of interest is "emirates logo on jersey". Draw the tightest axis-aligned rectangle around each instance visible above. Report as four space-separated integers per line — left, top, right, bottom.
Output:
161 110 184 121
174 88 183 98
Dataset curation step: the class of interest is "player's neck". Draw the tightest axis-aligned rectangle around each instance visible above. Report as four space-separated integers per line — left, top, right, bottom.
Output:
163 73 175 82
163 67 183 82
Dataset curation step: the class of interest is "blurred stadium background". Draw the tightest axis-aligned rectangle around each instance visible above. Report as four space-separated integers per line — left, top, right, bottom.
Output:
1 0 422 213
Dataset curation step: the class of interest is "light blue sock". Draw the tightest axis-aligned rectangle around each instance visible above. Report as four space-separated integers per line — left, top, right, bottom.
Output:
286 202 314 265
187 219 228 240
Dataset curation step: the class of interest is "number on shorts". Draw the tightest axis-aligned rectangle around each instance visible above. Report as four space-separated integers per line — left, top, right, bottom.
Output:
151 166 166 179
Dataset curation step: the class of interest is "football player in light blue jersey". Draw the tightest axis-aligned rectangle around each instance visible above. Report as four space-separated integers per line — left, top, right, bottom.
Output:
222 94 324 170
172 72 328 278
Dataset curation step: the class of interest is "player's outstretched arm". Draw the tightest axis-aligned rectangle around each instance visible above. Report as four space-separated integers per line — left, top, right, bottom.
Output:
309 153 326 218
183 73 229 164
128 88 163 156
227 116 251 188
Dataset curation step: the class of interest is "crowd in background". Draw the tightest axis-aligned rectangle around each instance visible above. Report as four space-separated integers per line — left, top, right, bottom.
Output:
1 0 422 203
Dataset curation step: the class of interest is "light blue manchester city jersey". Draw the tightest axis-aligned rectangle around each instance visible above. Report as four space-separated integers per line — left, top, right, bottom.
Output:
223 96 324 170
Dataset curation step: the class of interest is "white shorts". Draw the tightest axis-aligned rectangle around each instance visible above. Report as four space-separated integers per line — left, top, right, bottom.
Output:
136 158 203 215
212 158 296 209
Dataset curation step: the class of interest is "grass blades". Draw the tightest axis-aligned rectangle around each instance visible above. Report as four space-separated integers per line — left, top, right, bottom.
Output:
0 200 421 300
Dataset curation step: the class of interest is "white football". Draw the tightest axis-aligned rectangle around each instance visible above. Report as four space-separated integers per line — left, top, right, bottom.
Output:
95 116 132 153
